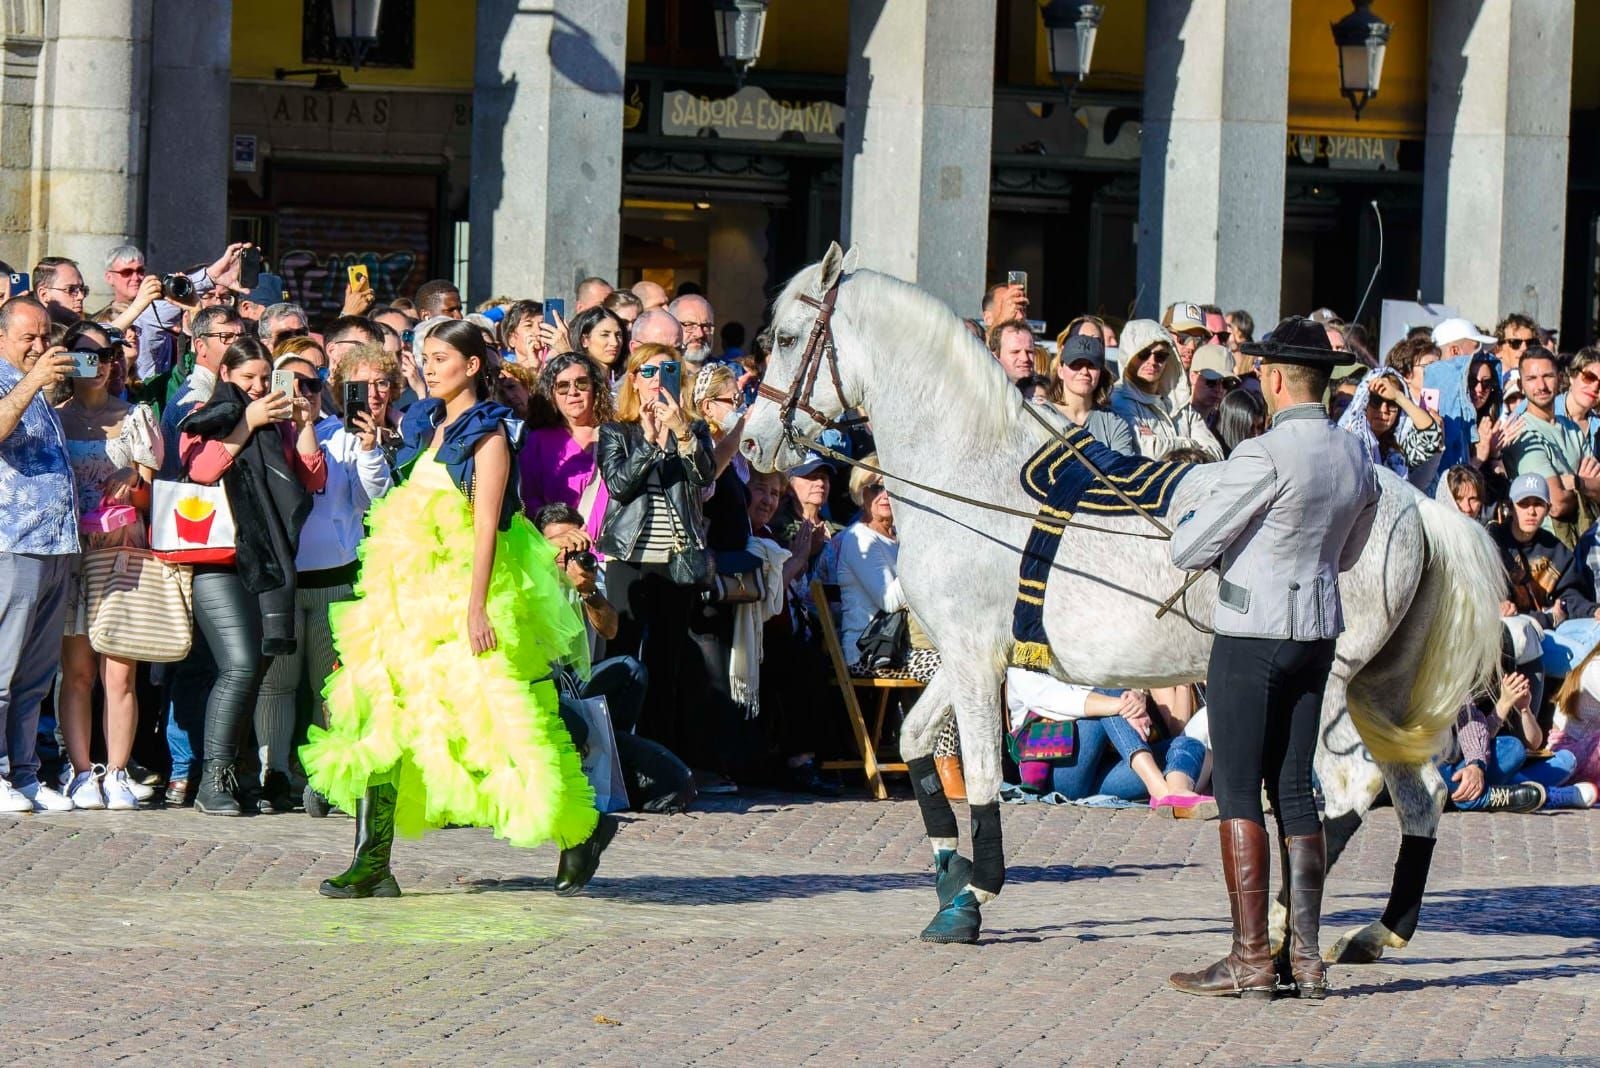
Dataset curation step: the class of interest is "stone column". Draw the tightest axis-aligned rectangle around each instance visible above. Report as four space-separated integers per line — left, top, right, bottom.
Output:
0 2 44 270
1137 0 1289 329
469 0 627 304
32 0 153 274
1420 0 1574 330
145 0 231 271
842 0 996 318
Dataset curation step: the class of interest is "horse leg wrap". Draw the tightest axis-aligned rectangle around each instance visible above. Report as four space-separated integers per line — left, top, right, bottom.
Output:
968 802 1005 897
908 755 959 843
1378 834 1435 942
1322 810 1363 869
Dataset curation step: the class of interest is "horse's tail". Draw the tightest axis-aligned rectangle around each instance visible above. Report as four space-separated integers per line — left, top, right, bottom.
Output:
1349 491 1504 765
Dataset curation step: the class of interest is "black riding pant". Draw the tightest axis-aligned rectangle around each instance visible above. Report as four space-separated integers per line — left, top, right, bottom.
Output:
192 567 269 768
1206 635 1334 838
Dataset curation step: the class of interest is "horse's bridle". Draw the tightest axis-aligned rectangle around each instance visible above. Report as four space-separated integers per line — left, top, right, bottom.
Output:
756 275 846 442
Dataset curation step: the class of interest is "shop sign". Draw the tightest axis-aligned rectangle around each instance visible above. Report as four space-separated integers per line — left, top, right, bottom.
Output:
269 90 393 128
1287 134 1400 171
661 85 844 144
232 134 257 173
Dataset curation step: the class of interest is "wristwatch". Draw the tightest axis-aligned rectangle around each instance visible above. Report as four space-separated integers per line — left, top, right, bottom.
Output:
582 590 607 607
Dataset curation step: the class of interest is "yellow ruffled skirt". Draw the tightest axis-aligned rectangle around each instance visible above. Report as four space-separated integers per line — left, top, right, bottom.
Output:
300 454 597 849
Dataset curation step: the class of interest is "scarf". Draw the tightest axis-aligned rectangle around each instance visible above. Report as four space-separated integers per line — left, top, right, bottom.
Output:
729 536 792 718
1337 367 1416 479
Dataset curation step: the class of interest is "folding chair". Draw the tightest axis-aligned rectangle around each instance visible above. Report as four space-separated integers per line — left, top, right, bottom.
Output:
811 580 921 799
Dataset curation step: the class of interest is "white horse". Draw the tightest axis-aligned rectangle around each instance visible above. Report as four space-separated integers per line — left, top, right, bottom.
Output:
740 244 1503 958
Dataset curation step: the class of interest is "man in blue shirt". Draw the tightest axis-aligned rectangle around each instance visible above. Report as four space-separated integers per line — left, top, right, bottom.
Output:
0 297 79 813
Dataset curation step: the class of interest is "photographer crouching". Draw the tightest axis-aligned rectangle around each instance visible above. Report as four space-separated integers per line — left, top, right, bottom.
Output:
535 504 697 813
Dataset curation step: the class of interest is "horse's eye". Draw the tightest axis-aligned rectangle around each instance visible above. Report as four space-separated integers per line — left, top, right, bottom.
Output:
776 333 797 349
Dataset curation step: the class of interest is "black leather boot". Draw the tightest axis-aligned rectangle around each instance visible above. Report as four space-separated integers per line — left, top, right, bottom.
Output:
555 813 619 896
319 784 400 899
194 761 242 817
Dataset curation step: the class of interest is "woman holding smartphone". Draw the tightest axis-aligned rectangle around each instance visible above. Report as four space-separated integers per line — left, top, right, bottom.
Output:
597 342 716 762
55 321 163 810
254 346 393 815
179 337 326 816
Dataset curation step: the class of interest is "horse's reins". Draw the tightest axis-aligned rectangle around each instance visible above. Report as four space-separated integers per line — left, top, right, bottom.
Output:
758 274 1208 625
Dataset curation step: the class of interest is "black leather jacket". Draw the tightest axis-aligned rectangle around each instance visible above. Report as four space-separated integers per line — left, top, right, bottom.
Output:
596 418 715 560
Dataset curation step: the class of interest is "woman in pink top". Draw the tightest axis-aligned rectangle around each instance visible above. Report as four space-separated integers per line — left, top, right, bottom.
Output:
178 338 326 816
520 352 613 552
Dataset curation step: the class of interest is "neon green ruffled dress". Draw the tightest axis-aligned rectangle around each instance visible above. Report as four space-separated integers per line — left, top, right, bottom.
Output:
301 450 598 849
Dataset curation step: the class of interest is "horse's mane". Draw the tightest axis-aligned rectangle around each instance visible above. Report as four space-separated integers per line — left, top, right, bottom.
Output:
781 266 1030 448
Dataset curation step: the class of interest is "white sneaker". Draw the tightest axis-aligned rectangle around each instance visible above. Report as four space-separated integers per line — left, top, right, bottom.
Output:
122 775 155 803
102 768 141 811
0 779 31 814
66 767 106 810
20 780 74 813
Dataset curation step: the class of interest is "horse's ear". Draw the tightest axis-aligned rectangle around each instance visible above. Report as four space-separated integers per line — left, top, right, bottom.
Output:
816 241 845 294
841 245 861 275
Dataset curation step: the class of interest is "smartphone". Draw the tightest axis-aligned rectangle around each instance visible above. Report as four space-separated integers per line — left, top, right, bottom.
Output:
1007 270 1028 297
543 297 566 323
8 271 28 296
271 369 297 399
240 248 261 290
657 364 681 401
343 380 370 430
401 328 415 347
347 264 369 290
69 350 100 378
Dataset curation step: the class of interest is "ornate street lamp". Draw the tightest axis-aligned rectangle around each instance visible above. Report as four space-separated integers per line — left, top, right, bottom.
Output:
330 0 384 71
1041 1 1105 101
1331 0 1391 120
713 0 769 87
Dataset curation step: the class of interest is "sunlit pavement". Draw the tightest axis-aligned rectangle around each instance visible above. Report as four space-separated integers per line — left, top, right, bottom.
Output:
1 795 1595 1065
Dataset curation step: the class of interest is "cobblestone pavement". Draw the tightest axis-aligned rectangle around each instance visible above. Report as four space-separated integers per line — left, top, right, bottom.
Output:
1 795 1596 1066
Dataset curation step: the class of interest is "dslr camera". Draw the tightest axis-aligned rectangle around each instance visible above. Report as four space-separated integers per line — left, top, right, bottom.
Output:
160 272 196 302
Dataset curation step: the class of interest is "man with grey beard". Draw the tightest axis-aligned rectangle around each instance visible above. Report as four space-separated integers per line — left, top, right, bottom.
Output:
669 294 716 374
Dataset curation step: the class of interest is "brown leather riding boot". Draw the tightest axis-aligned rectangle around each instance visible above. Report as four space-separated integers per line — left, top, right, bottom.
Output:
1283 831 1329 998
1170 819 1276 999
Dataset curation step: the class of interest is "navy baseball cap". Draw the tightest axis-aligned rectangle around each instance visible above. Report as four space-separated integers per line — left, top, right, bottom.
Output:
244 272 288 306
1060 333 1106 369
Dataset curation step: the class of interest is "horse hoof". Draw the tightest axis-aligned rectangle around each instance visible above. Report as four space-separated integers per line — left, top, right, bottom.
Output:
934 852 973 910
1268 899 1288 959
919 890 982 944
1326 921 1407 964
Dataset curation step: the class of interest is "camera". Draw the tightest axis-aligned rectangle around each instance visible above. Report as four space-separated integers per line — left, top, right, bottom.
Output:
569 550 598 573
160 272 196 302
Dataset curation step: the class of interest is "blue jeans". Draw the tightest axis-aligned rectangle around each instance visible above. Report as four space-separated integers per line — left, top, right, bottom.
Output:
163 623 215 782
1050 714 1208 801
1440 734 1577 811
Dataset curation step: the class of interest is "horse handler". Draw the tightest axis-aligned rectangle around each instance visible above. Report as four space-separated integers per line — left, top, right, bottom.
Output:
1165 317 1380 1000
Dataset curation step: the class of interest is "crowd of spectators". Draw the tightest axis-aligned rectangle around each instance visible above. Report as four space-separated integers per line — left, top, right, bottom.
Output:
1 242 1597 821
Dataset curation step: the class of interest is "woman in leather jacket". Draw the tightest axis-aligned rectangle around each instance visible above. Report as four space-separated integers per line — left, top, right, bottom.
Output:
597 342 715 763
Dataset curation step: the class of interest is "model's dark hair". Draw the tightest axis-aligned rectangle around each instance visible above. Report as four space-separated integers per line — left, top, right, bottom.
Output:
428 318 498 397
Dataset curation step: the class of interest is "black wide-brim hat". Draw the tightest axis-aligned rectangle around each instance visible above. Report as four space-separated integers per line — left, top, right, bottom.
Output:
1238 316 1341 367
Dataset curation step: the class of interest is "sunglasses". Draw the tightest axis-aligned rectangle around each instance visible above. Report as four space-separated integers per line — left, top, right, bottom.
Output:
636 362 681 379
1210 330 1231 343
1501 337 1532 350
1470 376 1496 389
109 266 147 278
1139 349 1172 364
1578 368 1600 389
292 376 321 397
1367 397 1401 412
273 327 311 341
49 284 90 297
553 378 595 395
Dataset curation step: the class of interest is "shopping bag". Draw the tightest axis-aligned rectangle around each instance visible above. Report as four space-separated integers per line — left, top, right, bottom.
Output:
575 695 629 814
150 479 236 565
83 547 193 662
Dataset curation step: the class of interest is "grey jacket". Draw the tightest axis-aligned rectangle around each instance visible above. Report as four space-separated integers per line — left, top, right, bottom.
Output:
1169 403 1381 640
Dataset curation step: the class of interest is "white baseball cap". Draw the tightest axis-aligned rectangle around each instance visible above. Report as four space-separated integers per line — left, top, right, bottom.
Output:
1431 317 1495 348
